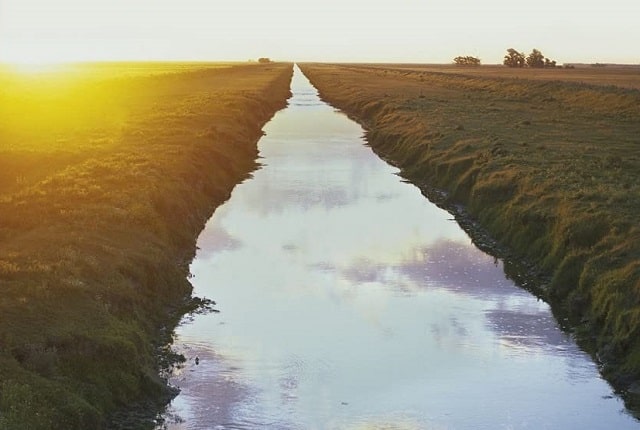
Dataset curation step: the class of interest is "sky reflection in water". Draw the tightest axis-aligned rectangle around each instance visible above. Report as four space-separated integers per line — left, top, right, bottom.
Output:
161 67 637 430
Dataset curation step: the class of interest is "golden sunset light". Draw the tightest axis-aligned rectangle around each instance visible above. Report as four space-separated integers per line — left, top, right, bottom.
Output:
2 0 640 428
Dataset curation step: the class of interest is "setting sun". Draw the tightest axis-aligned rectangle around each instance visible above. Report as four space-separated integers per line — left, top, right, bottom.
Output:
3 61 72 76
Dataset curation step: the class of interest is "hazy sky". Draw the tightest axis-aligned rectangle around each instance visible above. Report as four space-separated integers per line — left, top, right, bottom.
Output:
1 0 638 64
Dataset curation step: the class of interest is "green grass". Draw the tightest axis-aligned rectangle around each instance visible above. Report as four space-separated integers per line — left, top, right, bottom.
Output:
299 62 640 410
0 62 293 429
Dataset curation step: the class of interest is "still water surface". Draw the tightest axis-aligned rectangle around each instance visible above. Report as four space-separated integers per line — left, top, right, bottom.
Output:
160 66 638 429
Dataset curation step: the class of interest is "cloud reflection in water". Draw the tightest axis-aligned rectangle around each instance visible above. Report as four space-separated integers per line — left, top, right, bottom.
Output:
160 66 637 430
336 238 588 361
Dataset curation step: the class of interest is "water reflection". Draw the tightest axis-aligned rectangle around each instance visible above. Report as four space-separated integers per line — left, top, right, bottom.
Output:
194 206 243 258
486 309 572 355
337 238 521 298
162 343 308 430
160 66 638 429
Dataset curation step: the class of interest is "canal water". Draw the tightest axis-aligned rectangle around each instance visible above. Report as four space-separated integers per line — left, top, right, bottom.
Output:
158 66 638 429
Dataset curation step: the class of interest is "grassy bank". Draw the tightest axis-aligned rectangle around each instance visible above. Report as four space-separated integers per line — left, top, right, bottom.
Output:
0 62 293 428
299 63 640 408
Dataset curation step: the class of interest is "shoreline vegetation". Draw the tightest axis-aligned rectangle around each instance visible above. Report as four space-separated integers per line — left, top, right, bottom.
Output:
298 63 640 413
0 62 293 429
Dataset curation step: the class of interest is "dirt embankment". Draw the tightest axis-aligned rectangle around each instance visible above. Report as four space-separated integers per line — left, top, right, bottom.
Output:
0 62 293 429
299 63 640 410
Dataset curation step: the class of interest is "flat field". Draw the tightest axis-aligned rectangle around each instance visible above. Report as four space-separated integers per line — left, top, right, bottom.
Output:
0 62 292 429
299 63 640 407
352 63 640 90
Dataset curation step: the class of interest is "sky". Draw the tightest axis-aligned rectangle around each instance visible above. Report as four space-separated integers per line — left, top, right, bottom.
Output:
0 0 638 64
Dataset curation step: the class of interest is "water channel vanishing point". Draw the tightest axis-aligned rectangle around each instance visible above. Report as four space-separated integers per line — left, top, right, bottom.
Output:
158 66 638 430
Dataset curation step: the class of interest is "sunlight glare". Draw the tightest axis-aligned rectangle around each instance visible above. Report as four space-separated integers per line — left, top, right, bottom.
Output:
6 60 71 75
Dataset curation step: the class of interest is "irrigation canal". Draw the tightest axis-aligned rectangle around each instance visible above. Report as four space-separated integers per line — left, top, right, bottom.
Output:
158 66 638 429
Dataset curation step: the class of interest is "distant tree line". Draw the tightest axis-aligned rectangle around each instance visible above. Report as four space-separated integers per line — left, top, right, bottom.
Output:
453 55 481 66
503 48 557 68
451 49 559 68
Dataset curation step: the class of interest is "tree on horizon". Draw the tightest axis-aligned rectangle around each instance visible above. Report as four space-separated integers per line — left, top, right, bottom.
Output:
453 55 481 66
504 48 526 67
